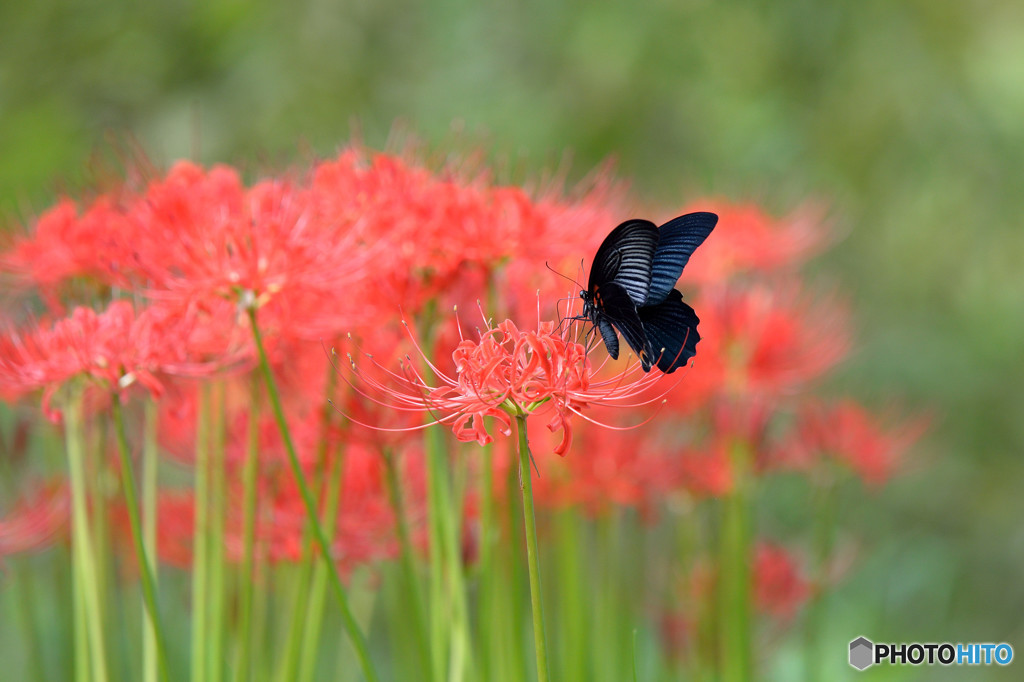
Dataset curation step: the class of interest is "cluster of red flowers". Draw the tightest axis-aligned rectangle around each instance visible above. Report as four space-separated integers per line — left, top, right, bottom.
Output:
0 144 921 644
0 146 623 569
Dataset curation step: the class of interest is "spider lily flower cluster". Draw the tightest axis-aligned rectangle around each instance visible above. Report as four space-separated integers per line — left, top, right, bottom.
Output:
341 310 669 456
0 143 925 682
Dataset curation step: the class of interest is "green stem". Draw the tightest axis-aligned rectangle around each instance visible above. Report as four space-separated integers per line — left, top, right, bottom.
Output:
191 384 211 682
65 389 110 682
72 544 88 682
444 445 473 682
718 439 752 682
425 427 449 682
142 400 160 682
234 374 262 682
556 510 585 682
246 306 380 682
277 562 315 682
280 366 339 682
514 413 549 682
595 514 622 682
111 398 172 682
207 382 228 681
504 442 528 682
476 443 496 682
297 445 348 682
382 448 433 679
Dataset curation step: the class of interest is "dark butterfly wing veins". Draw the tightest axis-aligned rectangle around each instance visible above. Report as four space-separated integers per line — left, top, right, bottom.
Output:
645 212 718 305
588 219 659 306
637 289 700 373
585 213 714 372
594 281 653 366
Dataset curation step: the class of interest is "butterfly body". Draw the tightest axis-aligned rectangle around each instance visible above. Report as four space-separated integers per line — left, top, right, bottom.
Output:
580 212 717 373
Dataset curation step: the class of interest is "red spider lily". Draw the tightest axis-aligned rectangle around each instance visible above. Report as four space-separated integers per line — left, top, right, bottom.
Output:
676 200 828 285
0 301 236 420
308 148 623 324
129 162 382 338
753 542 809 619
775 400 926 486
340 307 671 456
0 482 70 558
0 198 139 306
682 283 850 402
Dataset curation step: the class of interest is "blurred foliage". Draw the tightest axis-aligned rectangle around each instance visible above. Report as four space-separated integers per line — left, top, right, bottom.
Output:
1 0 1022 677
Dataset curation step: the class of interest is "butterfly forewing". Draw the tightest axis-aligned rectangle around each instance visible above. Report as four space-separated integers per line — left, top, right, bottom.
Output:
582 211 716 373
645 212 718 305
588 219 659 306
637 289 700 373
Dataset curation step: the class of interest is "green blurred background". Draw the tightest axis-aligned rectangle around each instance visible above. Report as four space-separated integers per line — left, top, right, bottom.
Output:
1 0 1022 678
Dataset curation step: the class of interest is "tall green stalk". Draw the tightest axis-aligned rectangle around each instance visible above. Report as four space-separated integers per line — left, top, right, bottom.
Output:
297 446 348 682
556 511 586 682
191 384 211 682
475 442 497 682
279 366 341 682
425 427 450 682
142 400 160 682
65 389 110 682
207 382 228 681
514 413 549 682
382 447 432 679
246 306 380 682
234 374 262 682
503 442 529 682
718 439 752 682
111 399 171 681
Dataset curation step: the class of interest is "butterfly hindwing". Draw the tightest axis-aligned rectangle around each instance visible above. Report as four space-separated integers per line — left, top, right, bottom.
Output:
588 219 659 306
597 281 655 370
637 289 700 373
645 212 718 305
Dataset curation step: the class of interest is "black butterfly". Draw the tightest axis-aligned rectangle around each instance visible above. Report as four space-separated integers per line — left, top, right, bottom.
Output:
579 212 717 373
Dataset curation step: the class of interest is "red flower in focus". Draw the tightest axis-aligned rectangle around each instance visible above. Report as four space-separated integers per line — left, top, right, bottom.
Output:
0 482 70 558
343 309 668 455
753 542 809 619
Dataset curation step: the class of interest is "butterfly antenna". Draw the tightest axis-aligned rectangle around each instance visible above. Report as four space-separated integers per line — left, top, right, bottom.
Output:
545 261 583 289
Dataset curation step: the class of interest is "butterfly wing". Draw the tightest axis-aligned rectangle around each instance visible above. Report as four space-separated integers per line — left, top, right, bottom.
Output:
638 289 700 373
589 219 659 306
645 212 718 305
595 281 655 369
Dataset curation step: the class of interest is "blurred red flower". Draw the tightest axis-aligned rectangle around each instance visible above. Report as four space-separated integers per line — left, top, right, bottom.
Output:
0 482 70 558
753 542 809 619
777 400 927 485
0 301 234 420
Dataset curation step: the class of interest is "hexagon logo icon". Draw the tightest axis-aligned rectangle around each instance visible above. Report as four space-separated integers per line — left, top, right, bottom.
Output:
849 636 874 670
